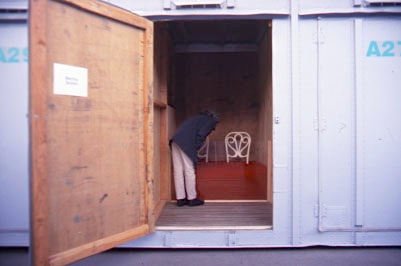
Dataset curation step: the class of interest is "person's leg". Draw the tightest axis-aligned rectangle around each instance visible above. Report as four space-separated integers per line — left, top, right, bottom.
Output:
180 149 198 201
171 142 186 200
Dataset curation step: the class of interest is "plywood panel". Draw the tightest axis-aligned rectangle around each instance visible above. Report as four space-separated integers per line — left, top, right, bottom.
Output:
30 0 153 264
45 2 147 254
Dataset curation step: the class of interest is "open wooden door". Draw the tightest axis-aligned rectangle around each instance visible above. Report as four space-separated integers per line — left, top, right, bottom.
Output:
29 0 154 265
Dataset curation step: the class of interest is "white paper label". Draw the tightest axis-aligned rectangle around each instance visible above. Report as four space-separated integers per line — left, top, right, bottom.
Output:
53 63 88 97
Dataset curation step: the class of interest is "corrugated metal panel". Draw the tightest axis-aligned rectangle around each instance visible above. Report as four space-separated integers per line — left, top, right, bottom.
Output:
164 0 229 10
0 0 27 9
299 0 401 15
365 0 401 5
105 0 290 16
0 0 27 21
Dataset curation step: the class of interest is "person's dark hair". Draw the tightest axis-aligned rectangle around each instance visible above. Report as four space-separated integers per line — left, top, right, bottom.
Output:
200 110 220 122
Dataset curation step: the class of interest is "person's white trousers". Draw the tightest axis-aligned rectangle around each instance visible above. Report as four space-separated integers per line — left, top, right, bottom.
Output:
171 142 197 200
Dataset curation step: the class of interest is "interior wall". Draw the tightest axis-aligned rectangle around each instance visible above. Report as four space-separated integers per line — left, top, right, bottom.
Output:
172 52 260 161
257 22 273 202
153 22 173 208
257 23 273 164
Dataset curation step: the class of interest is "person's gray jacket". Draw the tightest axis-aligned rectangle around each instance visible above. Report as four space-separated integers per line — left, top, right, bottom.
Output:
170 113 218 167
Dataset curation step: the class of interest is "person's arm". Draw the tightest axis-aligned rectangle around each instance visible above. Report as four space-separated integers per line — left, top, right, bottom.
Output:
195 119 216 150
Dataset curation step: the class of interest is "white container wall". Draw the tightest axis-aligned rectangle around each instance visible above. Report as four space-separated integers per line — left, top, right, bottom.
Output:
354 17 401 241
297 16 401 246
0 21 30 246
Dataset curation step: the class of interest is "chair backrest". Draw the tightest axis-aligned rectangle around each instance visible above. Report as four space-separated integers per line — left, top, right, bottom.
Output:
197 136 210 162
225 131 251 164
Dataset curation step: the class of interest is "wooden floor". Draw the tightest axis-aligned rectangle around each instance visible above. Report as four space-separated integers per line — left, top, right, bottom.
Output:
156 201 272 230
196 161 267 200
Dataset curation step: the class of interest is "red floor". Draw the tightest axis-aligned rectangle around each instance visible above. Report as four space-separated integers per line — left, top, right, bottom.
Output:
196 161 267 200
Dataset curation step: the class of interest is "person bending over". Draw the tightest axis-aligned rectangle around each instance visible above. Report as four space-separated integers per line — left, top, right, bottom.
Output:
170 110 220 207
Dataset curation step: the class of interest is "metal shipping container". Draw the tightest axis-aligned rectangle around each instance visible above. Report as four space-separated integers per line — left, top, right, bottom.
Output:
0 0 400 265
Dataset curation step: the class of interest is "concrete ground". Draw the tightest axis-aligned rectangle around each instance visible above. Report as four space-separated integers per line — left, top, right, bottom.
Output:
1 247 401 266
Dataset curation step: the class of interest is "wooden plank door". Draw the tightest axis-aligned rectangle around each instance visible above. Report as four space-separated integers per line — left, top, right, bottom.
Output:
29 0 154 265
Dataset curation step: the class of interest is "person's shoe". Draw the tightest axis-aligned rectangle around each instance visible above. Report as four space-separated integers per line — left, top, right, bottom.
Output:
188 198 204 207
177 199 189 207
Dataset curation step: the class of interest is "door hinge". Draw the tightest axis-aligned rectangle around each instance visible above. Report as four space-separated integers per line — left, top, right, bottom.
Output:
313 117 327 132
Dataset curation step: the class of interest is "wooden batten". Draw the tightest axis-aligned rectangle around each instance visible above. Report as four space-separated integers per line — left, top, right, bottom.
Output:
48 225 150 266
143 17 156 231
153 200 167 222
59 0 148 29
30 0 50 265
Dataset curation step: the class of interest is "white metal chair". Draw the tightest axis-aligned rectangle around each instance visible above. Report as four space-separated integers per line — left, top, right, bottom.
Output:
197 136 210 162
225 131 251 164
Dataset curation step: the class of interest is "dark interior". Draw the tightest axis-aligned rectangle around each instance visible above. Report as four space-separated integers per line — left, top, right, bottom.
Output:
167 19 272 164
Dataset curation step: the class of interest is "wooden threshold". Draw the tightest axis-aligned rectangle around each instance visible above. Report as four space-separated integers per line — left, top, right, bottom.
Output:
156 201 272 231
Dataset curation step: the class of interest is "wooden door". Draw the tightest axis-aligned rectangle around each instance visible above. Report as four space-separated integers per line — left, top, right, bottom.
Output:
29 0 154 265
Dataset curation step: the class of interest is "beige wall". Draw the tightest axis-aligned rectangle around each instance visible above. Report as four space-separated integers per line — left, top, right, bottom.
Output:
172 52 261 161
